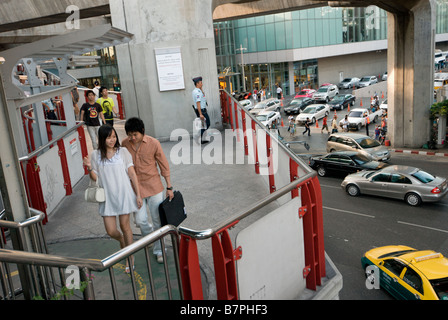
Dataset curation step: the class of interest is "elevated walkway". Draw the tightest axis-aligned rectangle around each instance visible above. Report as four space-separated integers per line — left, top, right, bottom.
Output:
41 120 279 300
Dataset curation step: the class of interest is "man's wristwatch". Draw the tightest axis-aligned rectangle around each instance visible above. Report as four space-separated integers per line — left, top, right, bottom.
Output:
166 186 173 191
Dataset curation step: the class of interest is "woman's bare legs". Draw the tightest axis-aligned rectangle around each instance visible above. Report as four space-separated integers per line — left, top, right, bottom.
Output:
103 214 134 271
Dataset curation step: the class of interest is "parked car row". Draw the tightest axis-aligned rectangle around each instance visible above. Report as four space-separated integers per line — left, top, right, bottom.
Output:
337 75 381 90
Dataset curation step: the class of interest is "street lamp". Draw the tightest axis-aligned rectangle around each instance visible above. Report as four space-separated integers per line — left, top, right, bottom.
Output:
236 44 247 92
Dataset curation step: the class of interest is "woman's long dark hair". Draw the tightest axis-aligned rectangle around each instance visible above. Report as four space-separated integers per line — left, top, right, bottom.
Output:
98 124 120 161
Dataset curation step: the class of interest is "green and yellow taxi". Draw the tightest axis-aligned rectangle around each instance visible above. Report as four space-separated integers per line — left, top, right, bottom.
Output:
361 245 448 300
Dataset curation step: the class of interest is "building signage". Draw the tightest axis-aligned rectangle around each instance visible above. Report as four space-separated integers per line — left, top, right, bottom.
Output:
155 47 185 91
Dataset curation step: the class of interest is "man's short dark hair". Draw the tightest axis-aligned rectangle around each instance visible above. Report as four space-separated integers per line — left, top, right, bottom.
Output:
125 117 145 135
86 90 95 96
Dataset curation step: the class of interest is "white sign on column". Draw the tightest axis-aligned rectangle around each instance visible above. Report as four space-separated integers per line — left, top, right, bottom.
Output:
155 47 185 91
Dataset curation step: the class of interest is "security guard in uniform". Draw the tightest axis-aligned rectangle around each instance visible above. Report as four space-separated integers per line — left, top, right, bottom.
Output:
192 76 210 144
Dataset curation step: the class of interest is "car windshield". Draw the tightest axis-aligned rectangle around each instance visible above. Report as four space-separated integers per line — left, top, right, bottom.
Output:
348 111 363 117
302 107 316 113
430 277 448 300
351 154 372 165
361 77 371 82
341 78 351 83
254 103 267 109
317 87 328 92
289 99 303 105
256 114 268 121
297 91 308 95
412 170 435 183
355 137 381 149
332 96 345 102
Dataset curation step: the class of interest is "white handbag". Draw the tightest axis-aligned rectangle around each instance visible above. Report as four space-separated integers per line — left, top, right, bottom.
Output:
84 179 106 203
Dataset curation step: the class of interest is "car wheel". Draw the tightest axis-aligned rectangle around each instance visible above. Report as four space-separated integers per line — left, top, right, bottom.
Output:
405 192 422 206
346 184 360 197
312 117 316 124
317 166 327 177
373 116 378 123
357 123 362 131
340 105 344 111
326 97 329 103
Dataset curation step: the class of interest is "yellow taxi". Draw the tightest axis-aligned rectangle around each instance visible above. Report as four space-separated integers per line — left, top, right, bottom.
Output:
361 245 448 300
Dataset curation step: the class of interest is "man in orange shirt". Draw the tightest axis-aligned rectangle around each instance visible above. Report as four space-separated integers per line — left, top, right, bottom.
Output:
122 117 174 263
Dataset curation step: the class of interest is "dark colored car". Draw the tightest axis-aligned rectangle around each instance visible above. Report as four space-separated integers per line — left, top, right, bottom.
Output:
309 151 387 177
327 94 356 111
284 97 314 115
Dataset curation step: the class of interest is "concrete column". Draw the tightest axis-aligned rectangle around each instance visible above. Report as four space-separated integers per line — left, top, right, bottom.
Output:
387 0 436 148
109 0 222 140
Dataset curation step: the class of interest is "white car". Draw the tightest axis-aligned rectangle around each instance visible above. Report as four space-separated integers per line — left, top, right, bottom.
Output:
256 110 281 127
338 77 360 89
295 104 330 125
358 76 378 88
249 98 281 115
312 85 339 102
239 99 253 110
339 107 383 131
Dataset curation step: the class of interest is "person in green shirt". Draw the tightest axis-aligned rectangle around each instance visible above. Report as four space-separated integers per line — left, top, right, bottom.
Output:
97 87 118 126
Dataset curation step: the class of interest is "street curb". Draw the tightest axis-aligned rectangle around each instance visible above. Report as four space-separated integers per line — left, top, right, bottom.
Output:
391 149 448 157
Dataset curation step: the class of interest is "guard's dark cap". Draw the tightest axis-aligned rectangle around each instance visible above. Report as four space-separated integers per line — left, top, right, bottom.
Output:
192 76 202 84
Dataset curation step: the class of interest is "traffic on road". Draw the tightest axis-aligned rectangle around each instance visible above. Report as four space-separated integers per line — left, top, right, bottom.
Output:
243 82 448 300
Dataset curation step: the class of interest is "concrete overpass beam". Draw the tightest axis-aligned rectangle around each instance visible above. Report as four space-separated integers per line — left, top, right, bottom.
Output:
387 0 436 148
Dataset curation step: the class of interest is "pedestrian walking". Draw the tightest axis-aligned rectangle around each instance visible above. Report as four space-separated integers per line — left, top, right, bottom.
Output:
331 114 338 133
375 125 380 140
321 114 329 134
341 115 349 132
302 117 311 136
289 120 296 136
276 84 282 99
83 124 142 273
122 117 174 263
97 86 118 126
192 76 211 144
80 90 106 149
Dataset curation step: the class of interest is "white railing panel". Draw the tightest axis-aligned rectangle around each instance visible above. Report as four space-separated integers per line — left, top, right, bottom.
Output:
63 131 85 188
36 146 66 214
235 196 306 300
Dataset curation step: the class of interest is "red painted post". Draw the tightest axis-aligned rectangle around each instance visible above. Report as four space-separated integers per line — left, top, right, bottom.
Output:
57 139 72 196
25 157 47 224
241 112 248 156
117 93 125 120
289 159 299 198
77 126 89 175
211 222 239 300
251 120 260 174
266 134 275 193
300 177 326 290
234 102 240 142
179 235 204 300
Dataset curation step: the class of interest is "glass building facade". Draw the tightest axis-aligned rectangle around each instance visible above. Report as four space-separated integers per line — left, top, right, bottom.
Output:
215 1 448 97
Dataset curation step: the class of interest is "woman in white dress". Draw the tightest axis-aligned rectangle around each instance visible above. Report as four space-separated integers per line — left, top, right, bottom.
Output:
83 125 142 272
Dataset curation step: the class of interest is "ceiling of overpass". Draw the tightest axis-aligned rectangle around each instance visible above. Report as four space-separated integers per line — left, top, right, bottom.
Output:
0 1 110 33
213 0 425 21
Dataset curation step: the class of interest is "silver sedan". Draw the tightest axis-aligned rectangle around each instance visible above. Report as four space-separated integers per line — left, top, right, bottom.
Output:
341 165 448 206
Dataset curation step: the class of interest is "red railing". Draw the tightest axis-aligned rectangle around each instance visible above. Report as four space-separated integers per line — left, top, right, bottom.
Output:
178 91 326 300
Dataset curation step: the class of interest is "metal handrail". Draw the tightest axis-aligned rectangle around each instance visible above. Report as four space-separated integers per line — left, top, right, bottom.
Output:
0 224 183 300
178 172 315 240
18 121 84 162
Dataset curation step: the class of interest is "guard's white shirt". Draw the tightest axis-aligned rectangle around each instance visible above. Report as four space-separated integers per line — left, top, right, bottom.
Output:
192 88 207 110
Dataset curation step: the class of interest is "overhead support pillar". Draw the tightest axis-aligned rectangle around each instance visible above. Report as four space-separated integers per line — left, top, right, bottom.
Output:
387 0 436 148
109 0 222 140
